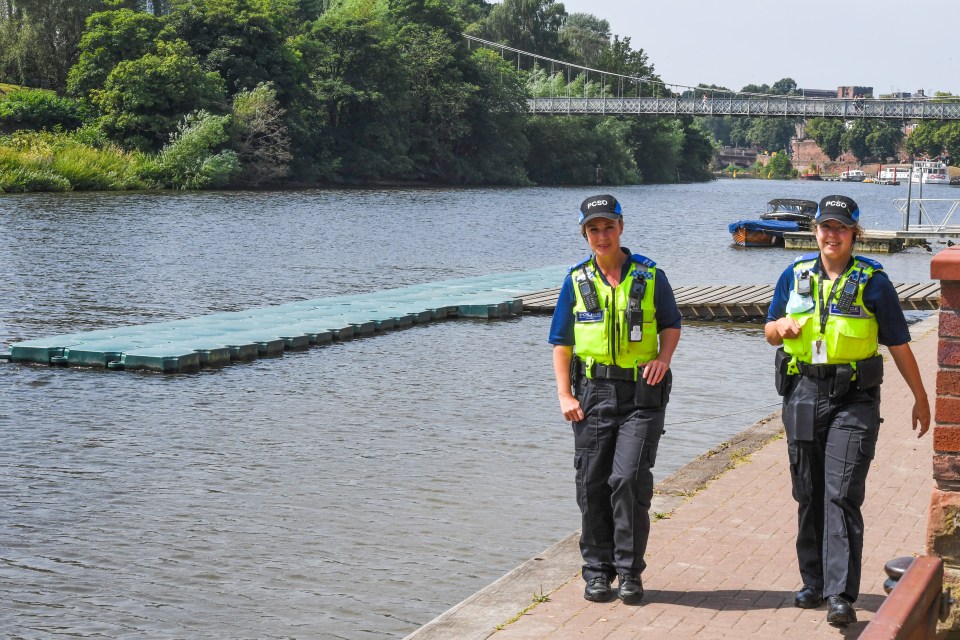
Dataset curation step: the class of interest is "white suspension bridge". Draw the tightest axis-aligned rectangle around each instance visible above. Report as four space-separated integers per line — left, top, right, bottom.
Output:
465 35 960 121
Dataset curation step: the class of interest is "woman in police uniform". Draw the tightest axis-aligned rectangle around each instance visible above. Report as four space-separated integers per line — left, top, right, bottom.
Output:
549 195 681 604
765 195 930 626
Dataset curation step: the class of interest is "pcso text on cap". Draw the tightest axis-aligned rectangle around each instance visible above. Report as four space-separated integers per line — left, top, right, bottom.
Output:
579 195 623 225
816 195 860 226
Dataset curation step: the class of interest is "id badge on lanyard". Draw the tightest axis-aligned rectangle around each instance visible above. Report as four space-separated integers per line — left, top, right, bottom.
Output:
811 337 828 364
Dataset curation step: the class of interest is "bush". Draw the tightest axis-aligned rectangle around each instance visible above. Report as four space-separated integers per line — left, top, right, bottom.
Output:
0 130 148 192
0 166 72 193
51 143 147 190
0 89 82 131
758 152 797 179
153 110 240 189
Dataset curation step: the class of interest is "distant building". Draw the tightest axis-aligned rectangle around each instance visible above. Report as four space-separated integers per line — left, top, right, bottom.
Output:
838 86 873 98
880 91 913 99
799 88 836 99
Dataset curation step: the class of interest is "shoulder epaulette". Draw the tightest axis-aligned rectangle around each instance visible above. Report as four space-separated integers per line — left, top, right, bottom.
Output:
793 252 819 265
630 254 656 268
567 255 593 274
854 255 884 271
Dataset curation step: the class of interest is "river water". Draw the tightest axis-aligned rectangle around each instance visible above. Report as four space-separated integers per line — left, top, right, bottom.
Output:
0 179 945 639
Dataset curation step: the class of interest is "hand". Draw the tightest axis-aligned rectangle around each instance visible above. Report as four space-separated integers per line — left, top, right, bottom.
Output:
642 358 670 386
912 395 931 438
776 317 802 340
559 393 584 422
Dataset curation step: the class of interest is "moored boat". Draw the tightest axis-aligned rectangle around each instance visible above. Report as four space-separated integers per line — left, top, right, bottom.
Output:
728 198 817 247
912 160 950 185
839 169 867 182
728 219 801 246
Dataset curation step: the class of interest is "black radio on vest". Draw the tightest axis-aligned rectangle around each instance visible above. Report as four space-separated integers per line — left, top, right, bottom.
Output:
578 277 601 313
834 270 862 313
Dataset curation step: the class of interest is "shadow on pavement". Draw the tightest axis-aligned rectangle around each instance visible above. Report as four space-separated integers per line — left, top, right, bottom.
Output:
643 589 886 615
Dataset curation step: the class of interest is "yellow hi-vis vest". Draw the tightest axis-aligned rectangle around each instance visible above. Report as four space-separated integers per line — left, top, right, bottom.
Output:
571 255 659 377
782 255 880 368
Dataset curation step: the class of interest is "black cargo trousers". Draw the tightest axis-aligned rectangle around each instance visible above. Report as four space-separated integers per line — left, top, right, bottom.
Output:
781 374 880 602
572 369 671 583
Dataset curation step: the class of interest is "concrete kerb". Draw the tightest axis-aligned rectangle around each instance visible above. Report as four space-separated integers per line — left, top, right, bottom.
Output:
403 411 786 640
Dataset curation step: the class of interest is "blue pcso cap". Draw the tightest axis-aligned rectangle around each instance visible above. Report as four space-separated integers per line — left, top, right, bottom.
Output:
579 195 622 225
816 195 859 226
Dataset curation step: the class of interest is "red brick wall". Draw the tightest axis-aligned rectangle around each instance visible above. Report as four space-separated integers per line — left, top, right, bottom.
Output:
928 246 960 633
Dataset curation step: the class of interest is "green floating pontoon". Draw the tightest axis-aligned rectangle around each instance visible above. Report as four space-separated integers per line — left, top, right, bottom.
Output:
6 266 566 373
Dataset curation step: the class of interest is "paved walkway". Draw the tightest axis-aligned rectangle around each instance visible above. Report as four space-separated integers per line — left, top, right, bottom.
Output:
408 316 938 640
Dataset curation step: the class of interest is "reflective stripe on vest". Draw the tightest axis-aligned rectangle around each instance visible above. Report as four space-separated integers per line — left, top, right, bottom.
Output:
782 258 879 365
571 260 659 376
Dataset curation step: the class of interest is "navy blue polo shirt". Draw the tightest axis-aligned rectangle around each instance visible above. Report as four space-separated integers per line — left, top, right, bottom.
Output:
548 250 682 346
765 257 911 347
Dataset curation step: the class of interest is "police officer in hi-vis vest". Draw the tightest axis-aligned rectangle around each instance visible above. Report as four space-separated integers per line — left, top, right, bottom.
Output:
765 195 930 626
549 195 681 604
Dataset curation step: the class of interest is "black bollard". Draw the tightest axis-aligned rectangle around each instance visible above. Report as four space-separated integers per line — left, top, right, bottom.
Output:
882 556 915 594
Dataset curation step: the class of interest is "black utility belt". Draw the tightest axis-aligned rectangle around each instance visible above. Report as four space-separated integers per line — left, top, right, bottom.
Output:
795 354 884 397
588 362 641 381
796 354 882 380
797 362 841 378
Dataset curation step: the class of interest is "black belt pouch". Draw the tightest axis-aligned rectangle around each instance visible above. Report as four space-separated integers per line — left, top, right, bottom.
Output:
636 368 672 409
774 347 791 396
856 354 884 390
830 364 854 399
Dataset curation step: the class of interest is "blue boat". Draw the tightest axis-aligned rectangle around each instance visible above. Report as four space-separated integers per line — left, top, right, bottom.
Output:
728 199 817 247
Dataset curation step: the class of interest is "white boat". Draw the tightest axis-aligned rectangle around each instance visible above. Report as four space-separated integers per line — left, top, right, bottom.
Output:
877 165 911 182
912 160 950 185
839 169 867 182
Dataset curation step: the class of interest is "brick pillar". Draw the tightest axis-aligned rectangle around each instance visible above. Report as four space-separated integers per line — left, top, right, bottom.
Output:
930 246 960 636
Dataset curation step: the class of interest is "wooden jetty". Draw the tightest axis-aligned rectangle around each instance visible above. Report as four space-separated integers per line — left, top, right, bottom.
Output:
782 230 926 253
520 281 941 321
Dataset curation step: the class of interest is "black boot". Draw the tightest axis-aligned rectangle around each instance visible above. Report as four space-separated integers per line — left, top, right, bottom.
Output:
583 577 612 602
617 574 644 604
826 595 856 625
794 585 823 609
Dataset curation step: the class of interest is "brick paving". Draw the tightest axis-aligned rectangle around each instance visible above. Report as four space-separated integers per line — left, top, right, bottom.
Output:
493 319 937 640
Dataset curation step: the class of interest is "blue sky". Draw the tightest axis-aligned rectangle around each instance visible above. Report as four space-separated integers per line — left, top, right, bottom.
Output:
556 0 959 96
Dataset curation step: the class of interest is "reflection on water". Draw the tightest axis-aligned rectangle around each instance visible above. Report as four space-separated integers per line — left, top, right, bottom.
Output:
0 181 935 638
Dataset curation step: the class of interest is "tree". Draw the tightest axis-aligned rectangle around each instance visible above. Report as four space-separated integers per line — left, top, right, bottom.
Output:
841 119 903 162
677 119 716 182
167 0 303 99
92 39 227 150
905 118 959 160
864 121 903 161
805 118 845 160
760 151 795 179
445 47 530 184
840 119 872 162
67 9 167 97
560 13 610 67
0 0 124 90
390 0 495 181
745 117 796 153
478 0 567 64
771 77 798 96
524 116 640 184
292 0 410 180
230 83 292 186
